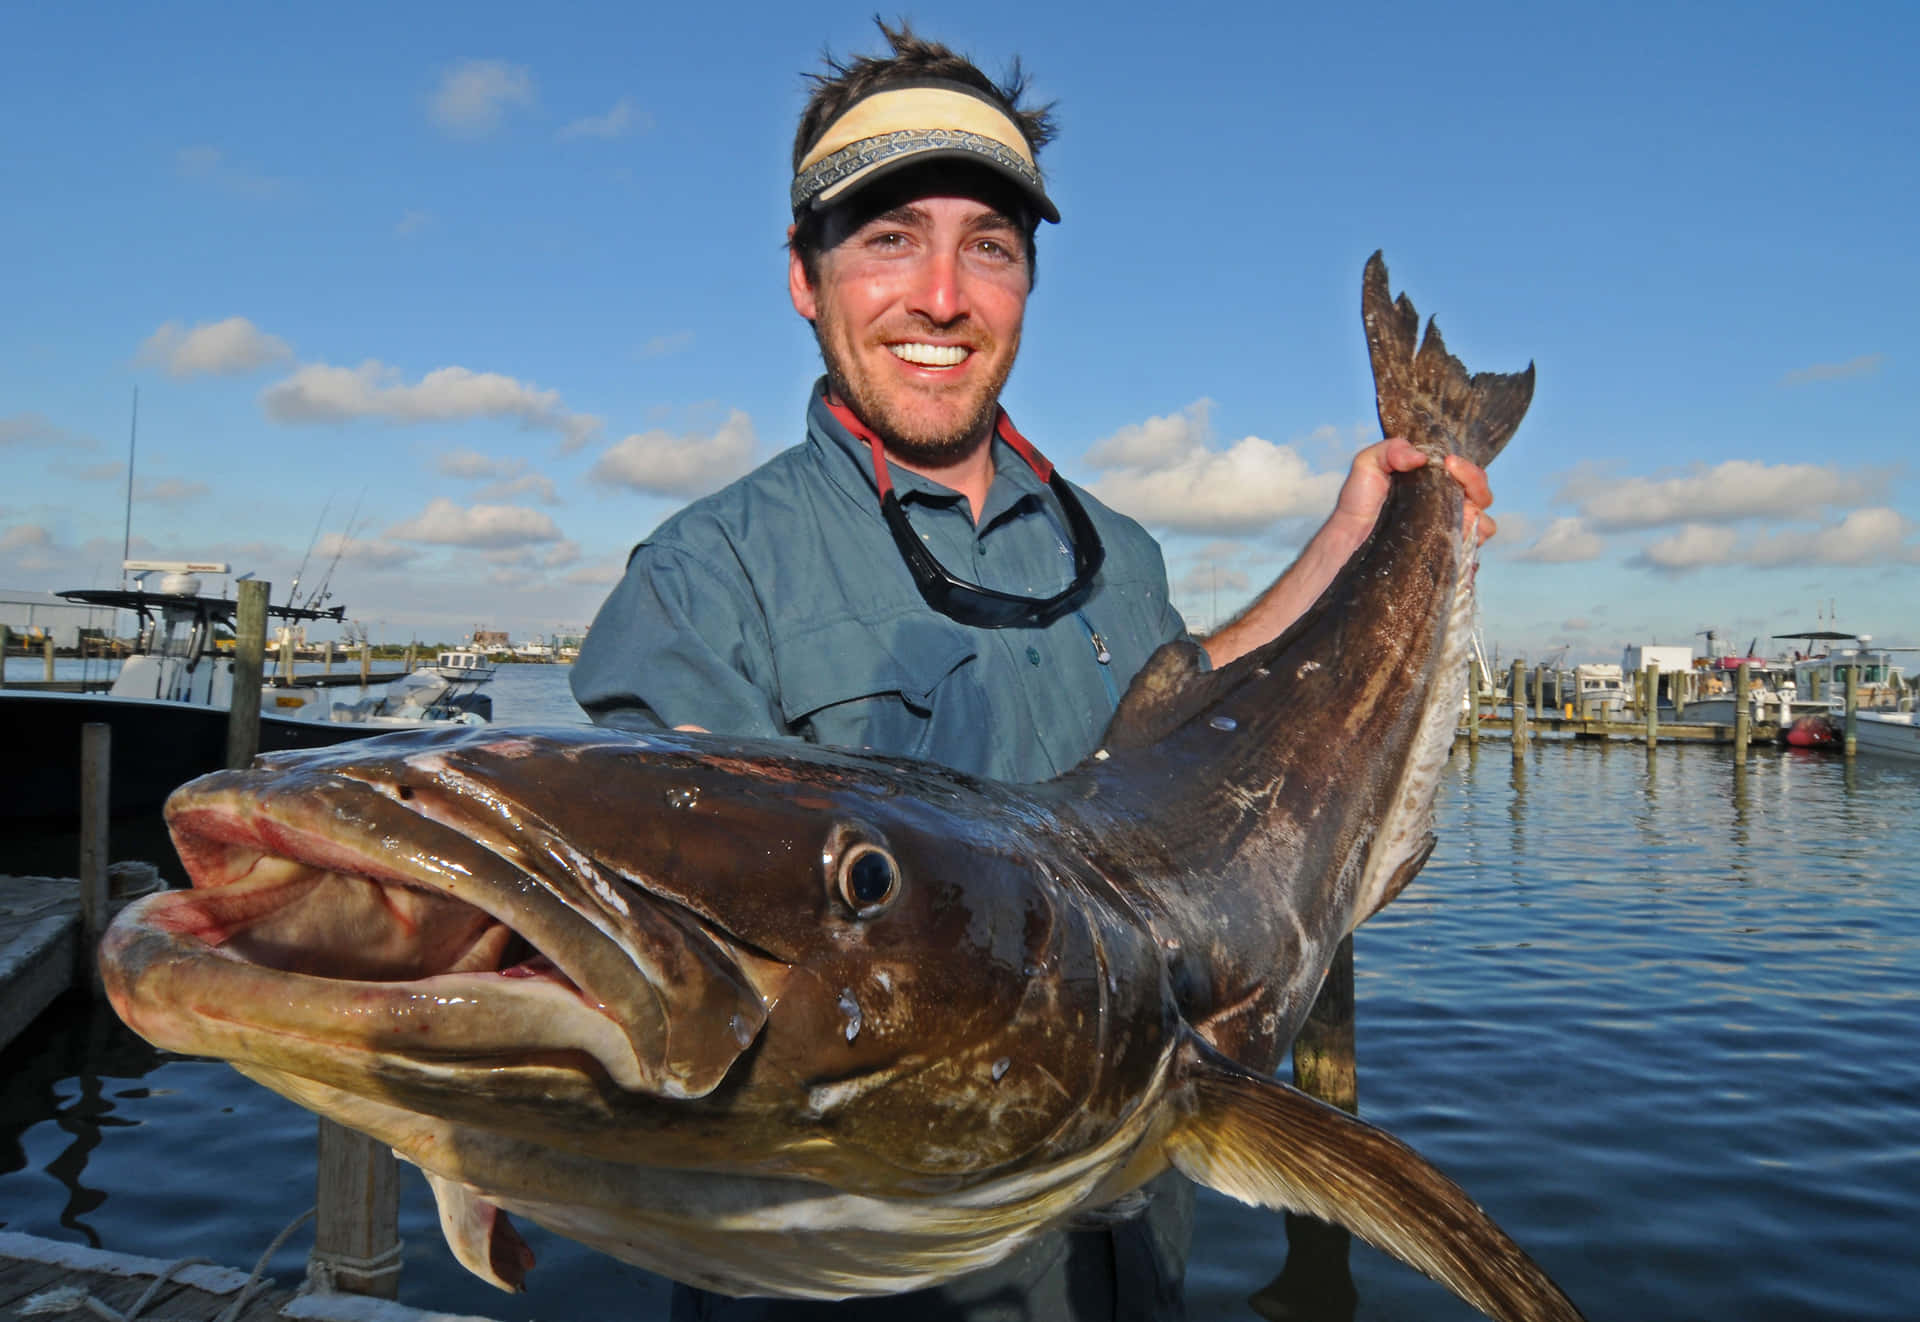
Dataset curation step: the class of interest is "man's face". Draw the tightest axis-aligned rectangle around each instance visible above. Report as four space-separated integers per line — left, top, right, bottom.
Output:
790 182 1032 466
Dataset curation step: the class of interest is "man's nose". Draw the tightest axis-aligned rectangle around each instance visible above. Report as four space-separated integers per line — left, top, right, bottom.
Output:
904 247 968 326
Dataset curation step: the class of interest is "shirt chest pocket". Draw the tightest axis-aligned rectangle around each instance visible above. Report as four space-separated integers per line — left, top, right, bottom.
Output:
769 614 991 768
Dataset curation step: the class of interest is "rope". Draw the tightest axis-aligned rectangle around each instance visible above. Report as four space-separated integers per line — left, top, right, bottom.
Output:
15 1207 319 1322
302 1233 406 1297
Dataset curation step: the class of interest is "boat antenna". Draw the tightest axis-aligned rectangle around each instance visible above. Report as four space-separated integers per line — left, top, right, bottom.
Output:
120 386 138 587
288 492 335 609
303 486 366 610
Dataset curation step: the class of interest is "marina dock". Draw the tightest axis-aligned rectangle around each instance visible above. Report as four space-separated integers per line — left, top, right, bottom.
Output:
0 1231 498 1322
0 875 80 1054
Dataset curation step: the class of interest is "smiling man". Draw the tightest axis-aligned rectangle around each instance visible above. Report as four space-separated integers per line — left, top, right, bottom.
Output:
572 21 1491 1322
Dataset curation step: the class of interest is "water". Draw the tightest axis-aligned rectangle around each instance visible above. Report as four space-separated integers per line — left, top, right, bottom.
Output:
4 670 1917 1321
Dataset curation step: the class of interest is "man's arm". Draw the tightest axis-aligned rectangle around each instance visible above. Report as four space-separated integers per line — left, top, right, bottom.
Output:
1201 438 1495 669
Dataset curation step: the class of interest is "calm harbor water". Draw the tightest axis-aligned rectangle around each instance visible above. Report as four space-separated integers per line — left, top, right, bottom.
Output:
4 663 1917 1321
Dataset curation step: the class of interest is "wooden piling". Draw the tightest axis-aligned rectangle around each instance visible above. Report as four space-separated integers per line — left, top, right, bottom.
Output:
404 642 417 671
1733 662 1752 757
0 623 9 688
1510 659 1529 755
44 635 56 682
1644 663 1660 748
1261 935 1361 1317
322 639 333 676
314 1120 401 1298
1466 660 1480 745
79 723 111 997
1844 664 1859 759
1531 664 1545 719
227 580 268 770
360 644 371 685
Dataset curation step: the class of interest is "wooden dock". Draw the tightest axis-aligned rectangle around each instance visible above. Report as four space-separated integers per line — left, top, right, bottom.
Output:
0 875 81 1054
1458 714 1783 744
0 1231 498 1322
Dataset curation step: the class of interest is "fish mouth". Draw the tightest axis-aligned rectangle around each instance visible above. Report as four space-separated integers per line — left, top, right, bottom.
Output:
101 761 790 1102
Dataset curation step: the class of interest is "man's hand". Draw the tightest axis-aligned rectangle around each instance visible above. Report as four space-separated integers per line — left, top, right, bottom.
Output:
1333 437 1496 545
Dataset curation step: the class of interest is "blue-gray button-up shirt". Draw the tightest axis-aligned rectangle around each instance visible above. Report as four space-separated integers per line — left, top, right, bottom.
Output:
572 381 1191 783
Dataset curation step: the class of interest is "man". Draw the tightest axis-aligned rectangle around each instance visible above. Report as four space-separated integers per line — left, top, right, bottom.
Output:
573 22 1493 1321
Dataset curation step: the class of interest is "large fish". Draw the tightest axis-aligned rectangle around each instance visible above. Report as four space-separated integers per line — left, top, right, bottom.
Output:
100 255 1573 1320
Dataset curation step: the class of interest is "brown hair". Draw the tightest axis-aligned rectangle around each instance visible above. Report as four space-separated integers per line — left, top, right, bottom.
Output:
789 20 1056 285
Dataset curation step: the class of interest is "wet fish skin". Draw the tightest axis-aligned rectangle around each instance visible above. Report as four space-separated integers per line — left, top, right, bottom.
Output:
99 255 1575 1320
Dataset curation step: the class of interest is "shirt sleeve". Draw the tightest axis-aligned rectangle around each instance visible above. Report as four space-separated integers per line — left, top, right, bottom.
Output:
569 542 787 738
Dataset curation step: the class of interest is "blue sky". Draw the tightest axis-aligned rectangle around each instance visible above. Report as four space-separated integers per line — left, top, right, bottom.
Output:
3 2 1915 661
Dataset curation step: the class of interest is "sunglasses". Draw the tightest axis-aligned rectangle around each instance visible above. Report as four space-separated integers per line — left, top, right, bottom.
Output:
825 396 1106 629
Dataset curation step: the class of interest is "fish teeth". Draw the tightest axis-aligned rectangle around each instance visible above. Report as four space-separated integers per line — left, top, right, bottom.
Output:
887 343 968 367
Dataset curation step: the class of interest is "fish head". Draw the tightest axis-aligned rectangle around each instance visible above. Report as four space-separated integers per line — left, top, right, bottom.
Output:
102 724 1164 1192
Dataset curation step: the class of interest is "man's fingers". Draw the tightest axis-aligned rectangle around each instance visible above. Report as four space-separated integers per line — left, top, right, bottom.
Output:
1444 455 1494 509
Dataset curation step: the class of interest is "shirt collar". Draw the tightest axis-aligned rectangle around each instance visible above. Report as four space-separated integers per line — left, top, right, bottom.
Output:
804 378 1050 524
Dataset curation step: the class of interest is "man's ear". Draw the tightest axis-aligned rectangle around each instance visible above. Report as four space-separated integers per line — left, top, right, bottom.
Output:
787 226 818 321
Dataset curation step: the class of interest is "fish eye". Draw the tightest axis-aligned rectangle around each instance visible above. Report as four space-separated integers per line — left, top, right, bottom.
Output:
836 843 900 918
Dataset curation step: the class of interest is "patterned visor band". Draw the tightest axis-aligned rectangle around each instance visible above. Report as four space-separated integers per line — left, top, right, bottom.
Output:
791 80 1060 223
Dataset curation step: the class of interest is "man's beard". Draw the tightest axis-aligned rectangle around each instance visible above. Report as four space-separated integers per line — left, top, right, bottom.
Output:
817 329 1017 467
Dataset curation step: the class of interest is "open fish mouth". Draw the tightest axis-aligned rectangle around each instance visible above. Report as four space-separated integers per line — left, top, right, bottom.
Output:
100 761 791 1101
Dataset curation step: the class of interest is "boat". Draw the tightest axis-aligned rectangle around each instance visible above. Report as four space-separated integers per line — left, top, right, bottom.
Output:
1848 709 1920 760
1570 663 1627 718
328 650 494 727
1 562 492 825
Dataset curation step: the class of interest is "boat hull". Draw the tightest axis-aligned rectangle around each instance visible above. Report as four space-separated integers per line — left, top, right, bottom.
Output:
1 691 405 826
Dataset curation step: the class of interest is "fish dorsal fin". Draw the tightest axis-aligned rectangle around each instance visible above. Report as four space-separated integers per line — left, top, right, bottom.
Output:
1096 638 1216 754
1165 1036 1586 1322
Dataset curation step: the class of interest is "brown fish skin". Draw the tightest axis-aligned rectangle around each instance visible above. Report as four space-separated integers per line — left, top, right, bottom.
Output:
99 256 1577 1320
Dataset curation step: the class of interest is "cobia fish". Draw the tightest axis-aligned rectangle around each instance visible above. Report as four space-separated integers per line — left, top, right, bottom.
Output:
100 254 1576 1320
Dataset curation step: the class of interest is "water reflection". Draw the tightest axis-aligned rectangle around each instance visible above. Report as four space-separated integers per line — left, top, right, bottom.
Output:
0 993 167 1245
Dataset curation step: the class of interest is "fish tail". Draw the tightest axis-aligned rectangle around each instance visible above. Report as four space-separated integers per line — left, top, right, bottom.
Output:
1363 251 1535 471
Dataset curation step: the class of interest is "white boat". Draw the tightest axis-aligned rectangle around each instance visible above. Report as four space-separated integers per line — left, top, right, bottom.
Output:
1849 709 1920 760
330 653 493 727
2 561 489 823
429 647 497 683
1571 663 1627 718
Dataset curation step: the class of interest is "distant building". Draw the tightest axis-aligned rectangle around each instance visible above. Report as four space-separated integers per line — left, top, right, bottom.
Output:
0 590 123 650
472 630 511 651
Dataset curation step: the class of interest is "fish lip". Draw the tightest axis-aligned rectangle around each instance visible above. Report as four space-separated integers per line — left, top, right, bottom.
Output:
114 765 787 1099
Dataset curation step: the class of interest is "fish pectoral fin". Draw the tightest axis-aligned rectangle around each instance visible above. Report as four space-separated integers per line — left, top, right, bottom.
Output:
423 1170 536 1292
1165 1037 1585 1322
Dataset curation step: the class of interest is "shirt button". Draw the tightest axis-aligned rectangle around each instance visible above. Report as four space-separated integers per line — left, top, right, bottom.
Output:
1026 647 1042 666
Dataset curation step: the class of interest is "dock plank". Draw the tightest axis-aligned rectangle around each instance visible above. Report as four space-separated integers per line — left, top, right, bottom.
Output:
0 876 80 1053
0 1232 502 1322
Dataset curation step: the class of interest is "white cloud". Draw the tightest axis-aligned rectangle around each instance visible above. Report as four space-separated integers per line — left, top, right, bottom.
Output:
1518 517 1605 564
388 498 561 549
175 145 282 198
1 413 93 449
589 410 757 497
559 96 646 140
1630 524 1741 574
137 317 293 377
477 473 558 504
1746 508 1916 567
312 531 422 570
136 477 209 505
1781 353 1884 386
435 448 506 479
1 524 52 552
1558 460 1870 531
1083 400 1346 536
430 60 535 137
638 330 694 358
1085 400 1213 470
262 361 602 450
564 562 625 587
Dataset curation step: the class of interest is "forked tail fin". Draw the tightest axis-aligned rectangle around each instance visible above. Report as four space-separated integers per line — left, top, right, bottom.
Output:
1363 251 1535 470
